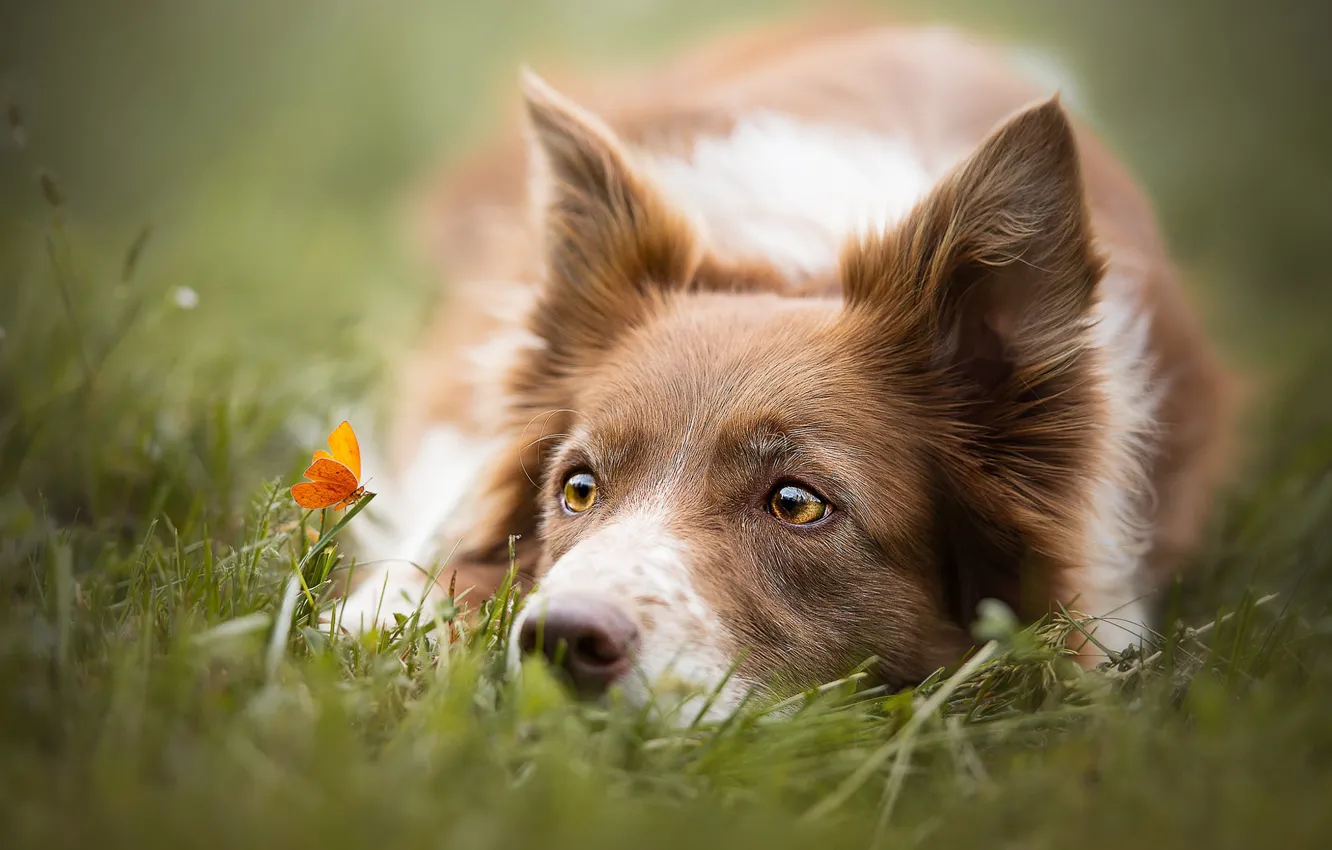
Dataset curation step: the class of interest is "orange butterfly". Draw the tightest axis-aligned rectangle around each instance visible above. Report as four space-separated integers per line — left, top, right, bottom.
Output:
291 421 367 510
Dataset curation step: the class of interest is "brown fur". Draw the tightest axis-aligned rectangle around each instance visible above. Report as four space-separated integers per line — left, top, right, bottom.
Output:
382 18 1234 688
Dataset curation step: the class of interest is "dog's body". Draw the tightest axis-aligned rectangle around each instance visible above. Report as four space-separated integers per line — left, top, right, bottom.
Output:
341 21 1232 718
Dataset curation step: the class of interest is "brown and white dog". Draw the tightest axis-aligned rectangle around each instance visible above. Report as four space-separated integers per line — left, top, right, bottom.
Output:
337 19 1233 719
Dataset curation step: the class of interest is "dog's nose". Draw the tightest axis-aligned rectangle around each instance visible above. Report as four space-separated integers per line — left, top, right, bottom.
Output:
517 596 639 697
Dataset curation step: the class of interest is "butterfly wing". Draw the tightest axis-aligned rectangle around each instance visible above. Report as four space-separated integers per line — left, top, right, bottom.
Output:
326 421 361 481
291 458 358 509
292 481 351 510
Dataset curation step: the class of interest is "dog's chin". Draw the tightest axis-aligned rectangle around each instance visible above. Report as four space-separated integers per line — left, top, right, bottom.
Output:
615 669 756 726
505 648 756 726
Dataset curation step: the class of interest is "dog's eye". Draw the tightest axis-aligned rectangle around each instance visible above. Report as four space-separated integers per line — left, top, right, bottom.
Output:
767 484 828 525
561 471 598 513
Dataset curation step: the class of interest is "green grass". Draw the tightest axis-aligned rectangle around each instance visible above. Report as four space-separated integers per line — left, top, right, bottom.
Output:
3 1 1332 847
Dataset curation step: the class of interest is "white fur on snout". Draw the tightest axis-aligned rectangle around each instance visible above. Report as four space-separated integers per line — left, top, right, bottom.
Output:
507 511 749 724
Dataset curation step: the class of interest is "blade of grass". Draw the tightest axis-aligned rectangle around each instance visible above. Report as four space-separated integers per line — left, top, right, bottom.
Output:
803 641 999 824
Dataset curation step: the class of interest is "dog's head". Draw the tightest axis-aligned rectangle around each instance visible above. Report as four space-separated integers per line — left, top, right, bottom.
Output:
477 75 1105 718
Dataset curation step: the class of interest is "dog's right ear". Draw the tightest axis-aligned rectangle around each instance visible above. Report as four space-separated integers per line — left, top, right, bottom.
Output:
521 71 700 365
437 76 701 571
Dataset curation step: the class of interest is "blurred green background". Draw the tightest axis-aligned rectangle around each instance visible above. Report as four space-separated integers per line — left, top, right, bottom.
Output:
3 4 1332 847
1 0 1330 562
5 0 1332 354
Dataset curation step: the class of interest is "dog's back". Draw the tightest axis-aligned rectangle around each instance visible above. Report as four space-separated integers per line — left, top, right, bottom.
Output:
343 19 1233 710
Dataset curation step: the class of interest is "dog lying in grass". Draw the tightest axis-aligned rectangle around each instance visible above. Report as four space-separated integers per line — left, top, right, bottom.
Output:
336 17 1234 719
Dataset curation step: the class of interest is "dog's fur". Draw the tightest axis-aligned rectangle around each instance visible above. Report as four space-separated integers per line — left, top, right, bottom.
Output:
338 19 1233 718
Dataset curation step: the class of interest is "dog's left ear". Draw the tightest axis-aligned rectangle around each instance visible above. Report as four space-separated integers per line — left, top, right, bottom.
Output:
443 76 702 571
842 97 1103 396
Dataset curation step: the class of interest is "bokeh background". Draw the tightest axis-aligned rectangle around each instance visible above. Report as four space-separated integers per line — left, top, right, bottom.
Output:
3 3 1332 847
5 0 1331 366
5 0 1331 585
2 0 1331 588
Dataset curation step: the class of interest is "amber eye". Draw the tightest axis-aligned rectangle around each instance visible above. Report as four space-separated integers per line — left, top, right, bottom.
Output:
561 472 598 513
767 484 829 525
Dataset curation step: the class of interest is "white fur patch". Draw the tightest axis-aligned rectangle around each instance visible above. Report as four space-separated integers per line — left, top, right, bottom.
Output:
1076 272 1163 655
332 425 502 632
508 510 748 723
645 112 935 278
461 327 543 425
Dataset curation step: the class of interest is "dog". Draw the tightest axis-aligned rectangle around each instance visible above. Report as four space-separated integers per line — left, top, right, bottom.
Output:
336 18 1233 720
